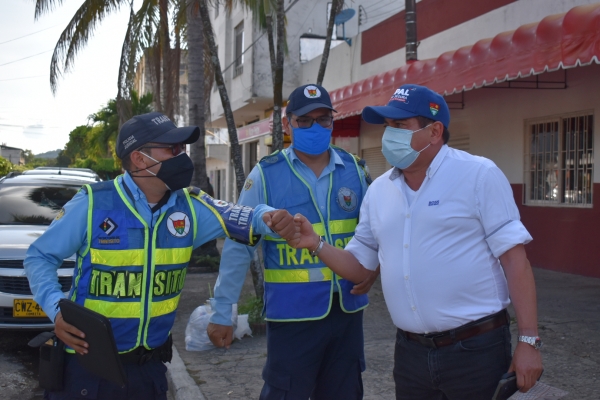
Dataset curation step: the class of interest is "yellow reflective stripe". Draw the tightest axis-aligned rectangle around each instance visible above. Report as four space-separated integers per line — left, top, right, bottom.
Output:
264 267 332 283
149 294 180 317
90 249 145 266
154 247 192 265
329 219 357 235
265 222 326 242
84 299 142 318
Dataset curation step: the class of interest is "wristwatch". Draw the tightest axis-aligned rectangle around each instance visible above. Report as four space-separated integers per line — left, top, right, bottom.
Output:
518 335 543 350
310 236 325 257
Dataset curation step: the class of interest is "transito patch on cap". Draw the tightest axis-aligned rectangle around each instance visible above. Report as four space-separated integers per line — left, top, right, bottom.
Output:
389 87 417 104
430 103 440 116
304 85 321 99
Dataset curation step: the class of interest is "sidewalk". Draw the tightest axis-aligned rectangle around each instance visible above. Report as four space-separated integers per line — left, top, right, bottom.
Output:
168 266 600 400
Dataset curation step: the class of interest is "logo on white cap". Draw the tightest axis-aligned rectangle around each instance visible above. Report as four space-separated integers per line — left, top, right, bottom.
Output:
304 85 321 99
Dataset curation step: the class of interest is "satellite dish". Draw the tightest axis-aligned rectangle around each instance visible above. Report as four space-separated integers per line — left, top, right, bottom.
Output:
334 9 356 25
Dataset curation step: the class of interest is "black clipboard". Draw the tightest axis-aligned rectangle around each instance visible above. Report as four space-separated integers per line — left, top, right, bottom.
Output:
58 299 127 387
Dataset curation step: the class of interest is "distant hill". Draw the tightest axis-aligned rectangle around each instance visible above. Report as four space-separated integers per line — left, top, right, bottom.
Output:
35 149 61 159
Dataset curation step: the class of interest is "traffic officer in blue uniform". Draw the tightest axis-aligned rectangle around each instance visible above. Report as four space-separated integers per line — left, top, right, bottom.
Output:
207 85 379 400
24 112 298 400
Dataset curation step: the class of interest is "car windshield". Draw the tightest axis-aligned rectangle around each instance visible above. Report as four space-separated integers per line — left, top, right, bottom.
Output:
0 184 81 225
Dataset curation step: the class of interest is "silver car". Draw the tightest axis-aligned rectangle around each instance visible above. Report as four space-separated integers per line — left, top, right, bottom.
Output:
0 173 97 329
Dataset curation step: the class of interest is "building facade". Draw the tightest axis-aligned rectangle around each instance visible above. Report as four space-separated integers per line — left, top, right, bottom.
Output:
301 0 600 277
0 145 24 165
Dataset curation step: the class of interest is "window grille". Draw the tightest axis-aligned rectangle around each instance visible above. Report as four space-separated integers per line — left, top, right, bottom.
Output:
524 112 593 207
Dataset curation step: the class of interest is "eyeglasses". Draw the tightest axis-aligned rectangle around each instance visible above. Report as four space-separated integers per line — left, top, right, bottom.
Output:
139 143 185 156
292 115 334 129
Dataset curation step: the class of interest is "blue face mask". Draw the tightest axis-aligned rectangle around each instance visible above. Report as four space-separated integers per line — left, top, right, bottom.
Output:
291 123 332 155
381 125 431 169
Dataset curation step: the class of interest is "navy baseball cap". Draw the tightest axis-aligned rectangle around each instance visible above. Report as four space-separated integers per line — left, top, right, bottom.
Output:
362 84 450 128
116 112 200 159
286 84 337 116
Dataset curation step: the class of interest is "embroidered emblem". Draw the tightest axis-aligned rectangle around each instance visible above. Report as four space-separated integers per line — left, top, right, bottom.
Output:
389 87 416 104
428 200 439 206
263 156 278 164
99 217 118 235
55 208 65 221
244 179 253 191
430 102 440 116
167 212 191 237
337 187 358 212
304 85 321 98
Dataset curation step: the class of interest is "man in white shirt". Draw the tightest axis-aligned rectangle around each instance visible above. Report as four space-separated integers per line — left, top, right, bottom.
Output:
289 84 543 400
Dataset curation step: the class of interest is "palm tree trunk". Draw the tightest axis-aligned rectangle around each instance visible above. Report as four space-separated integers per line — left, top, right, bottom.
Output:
187 2 220 269
198 0 245 196
159 0 174 120
271 0 285 151
316 0 343 85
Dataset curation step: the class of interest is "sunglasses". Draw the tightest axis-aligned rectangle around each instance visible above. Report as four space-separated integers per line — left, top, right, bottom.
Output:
139 143 186 156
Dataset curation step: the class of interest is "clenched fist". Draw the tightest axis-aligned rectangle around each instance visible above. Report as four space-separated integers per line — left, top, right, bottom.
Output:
262 209 299 241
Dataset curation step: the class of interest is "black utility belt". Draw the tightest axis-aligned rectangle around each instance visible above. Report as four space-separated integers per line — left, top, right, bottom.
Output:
119 334 173 365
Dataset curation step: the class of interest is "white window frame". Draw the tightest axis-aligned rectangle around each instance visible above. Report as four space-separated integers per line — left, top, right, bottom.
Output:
523 110 594 208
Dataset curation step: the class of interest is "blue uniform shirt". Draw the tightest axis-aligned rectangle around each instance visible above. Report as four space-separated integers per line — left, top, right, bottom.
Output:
210 146 369 326
24 172 275 322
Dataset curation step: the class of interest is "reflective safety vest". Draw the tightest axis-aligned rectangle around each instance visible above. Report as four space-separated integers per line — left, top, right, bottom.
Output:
258 147 369 321
70 179 199 353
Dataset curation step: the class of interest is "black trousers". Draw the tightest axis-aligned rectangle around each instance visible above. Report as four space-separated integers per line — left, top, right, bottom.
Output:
260 295 365 400
393 325 512 400
45 353 168 400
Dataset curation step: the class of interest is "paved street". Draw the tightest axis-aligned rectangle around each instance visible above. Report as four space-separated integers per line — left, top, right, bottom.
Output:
0 330 43 400
173 265 600 400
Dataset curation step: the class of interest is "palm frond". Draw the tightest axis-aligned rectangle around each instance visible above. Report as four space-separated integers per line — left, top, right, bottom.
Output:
49 0 127 93
34 0 66 19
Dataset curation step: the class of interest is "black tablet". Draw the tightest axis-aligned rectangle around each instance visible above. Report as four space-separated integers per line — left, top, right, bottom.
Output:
58 299 127 387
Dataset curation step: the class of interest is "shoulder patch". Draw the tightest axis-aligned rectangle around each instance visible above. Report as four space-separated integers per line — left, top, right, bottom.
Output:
55 208 65 220
243 179 253 191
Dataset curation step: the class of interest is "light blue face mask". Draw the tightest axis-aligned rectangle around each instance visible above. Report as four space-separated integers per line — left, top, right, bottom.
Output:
381 125 431 169
291 123 333 155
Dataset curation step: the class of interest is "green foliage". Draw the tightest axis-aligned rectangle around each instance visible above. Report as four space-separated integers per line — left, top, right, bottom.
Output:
22 149 35 164
192 254 221 271
238 296 265 324
0 156 11 176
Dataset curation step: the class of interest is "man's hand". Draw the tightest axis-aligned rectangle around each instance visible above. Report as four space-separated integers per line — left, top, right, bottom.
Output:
207 322 233 349
54 311 88 355
351 265 380 295
509 341 543 392
263 209 298 241
287 213 320 249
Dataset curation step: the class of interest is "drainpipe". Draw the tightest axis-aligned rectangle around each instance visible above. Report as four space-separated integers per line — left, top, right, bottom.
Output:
405 0 418 62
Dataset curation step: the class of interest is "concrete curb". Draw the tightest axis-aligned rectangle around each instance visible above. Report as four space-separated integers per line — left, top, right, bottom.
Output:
167 345 207 400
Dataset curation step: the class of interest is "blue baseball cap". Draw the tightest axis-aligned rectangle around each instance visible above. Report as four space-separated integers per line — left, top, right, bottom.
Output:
286 84 337 116
116 112 199 159
362 84 450 128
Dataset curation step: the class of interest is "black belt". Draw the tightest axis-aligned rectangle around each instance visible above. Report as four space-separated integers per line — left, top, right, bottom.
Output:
119 335 172 365
399 309 510 349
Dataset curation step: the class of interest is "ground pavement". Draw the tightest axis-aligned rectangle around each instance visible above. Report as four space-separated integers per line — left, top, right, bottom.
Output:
168 262 600 400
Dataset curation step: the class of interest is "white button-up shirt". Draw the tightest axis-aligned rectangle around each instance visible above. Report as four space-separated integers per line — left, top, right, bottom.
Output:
346 145 532 334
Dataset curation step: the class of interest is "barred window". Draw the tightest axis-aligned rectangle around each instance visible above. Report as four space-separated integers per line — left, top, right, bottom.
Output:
524 112 594 207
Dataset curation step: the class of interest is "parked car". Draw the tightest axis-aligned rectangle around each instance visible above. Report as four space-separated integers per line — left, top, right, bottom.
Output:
23 167 102 182
0 173 96 329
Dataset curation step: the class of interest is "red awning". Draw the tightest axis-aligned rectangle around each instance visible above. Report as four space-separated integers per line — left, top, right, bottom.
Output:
330 3 600 120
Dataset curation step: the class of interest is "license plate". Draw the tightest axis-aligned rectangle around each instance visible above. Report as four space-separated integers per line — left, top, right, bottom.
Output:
13 299 47 317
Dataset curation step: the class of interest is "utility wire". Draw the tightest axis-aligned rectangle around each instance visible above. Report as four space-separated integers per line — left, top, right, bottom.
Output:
0 24 61 45
0 75 46 82
0 50 53 67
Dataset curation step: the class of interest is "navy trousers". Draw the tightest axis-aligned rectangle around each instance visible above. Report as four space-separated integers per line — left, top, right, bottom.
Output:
393 324 512 400
45 353 168 400
260 295 365 400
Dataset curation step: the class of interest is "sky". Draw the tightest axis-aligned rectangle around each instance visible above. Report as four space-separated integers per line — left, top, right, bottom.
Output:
0 1 131 155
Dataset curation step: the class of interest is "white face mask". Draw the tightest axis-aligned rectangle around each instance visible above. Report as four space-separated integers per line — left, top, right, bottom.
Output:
381 125 431 169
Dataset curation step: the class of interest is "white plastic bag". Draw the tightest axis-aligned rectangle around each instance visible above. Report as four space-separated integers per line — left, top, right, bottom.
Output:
184 301 238 351
234 314 253 339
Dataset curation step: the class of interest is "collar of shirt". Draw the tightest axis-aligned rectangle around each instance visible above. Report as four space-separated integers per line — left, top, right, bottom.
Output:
286 145 345 173
389 144 450 181
120 172 178 225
